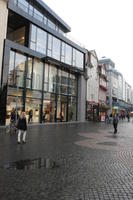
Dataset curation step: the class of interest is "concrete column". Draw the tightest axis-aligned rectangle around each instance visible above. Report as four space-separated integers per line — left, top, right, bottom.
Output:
77 75 86 122
0 0 8 85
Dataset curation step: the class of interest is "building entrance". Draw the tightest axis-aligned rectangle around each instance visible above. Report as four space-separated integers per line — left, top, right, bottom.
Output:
56 95 67 122
25 98 41 123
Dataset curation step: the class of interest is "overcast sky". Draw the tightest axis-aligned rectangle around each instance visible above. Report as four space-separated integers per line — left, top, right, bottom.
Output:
43 0 133 87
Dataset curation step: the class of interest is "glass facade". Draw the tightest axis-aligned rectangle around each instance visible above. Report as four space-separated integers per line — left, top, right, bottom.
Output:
6 50 78 124
4 0 86 125
30 24 84 70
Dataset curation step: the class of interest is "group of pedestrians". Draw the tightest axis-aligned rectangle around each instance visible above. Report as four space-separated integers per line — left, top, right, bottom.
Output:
9 108 27 144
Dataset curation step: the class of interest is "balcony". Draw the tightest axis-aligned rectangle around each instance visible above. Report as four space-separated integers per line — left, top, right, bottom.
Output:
99 84 107 91
10 0 66 36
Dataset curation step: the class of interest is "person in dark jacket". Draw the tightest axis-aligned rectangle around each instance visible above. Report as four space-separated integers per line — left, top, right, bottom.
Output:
10 108 16 122
28 109 33 123
17 111 27 144
113 113 119 134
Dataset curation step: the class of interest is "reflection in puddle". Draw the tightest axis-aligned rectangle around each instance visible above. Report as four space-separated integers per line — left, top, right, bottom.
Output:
2 158 59 170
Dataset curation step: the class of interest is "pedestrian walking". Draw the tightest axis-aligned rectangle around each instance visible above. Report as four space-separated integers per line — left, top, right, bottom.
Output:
42 111 46 123
127 112 130 122
17 111 27 144
28 109 33 123
60 112 64 122
113 113 119 134
9 108 17 134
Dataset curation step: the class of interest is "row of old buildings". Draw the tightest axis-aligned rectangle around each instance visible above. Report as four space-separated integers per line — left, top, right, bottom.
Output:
86 53 133 122
0 0 132 125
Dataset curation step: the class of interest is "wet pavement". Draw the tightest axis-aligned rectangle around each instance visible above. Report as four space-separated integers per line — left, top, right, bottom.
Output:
0 120 133 199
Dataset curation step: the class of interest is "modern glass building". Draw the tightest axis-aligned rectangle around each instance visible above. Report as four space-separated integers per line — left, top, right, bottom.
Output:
0 0 87 125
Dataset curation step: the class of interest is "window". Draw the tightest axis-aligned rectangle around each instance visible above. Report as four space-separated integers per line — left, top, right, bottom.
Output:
65 44 72 65
68 97 77 121
69 74 77 96
47 34 53 57
8 51 26 87
76 50 84 69
36 28 47 53
32 59 43 90
61 42 65 62
30 25 36 43
8 51 15 86
52 37 61 60
72 49 76 66
8 50 26 88
49 65 57 93
73 49 84 69
15 53 26 87
44 63 49 91
30 25 47 54
26 58 32 89
61 71 68 94
47 35 61 60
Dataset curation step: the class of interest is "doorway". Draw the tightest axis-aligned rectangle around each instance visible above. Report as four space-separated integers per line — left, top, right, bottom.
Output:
56 95 68 122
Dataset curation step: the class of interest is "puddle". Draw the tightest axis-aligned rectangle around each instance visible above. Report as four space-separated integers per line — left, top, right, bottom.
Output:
106 135 125 138
97 142 117 146
2 158 59 170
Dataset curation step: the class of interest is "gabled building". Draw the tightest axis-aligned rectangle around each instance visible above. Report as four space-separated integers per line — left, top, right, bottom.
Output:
86 50 99 121
98 63 108 121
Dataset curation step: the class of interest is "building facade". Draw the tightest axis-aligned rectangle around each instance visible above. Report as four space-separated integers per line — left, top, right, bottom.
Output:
86 50 99 121
99 58 133 114
99 58 116 114
98 63 108 121
0 0 87 125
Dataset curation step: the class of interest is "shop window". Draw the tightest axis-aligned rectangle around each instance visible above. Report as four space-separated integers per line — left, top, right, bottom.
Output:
68 97 77 121
44 63 49 92
69 74 77 96
43 93 55 122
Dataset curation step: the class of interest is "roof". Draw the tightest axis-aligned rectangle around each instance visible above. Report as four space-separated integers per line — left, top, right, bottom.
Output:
36 0 71 33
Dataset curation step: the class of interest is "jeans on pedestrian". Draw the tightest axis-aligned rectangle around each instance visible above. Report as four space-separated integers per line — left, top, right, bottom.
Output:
18 130 27 142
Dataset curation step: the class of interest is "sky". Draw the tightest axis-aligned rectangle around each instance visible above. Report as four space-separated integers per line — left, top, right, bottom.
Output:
43 0 133 87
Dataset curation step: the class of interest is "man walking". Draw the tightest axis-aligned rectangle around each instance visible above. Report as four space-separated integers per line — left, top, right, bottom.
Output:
113 113 119 134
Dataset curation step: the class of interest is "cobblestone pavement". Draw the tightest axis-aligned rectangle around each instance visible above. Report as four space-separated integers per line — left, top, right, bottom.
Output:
0 120 133 199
